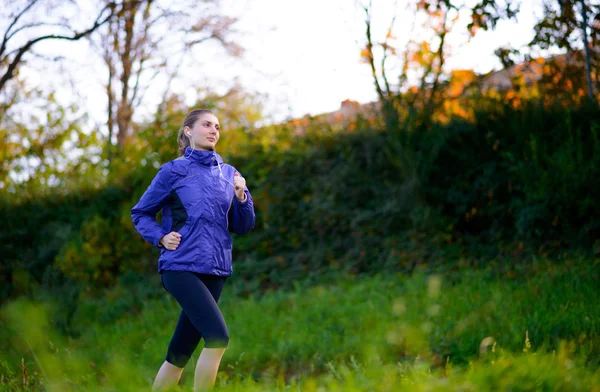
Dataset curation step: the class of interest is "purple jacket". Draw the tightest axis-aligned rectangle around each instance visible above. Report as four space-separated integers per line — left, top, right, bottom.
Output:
131 147 255 276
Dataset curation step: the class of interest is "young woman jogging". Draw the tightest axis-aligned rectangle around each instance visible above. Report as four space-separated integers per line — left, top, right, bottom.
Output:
131 109 255 391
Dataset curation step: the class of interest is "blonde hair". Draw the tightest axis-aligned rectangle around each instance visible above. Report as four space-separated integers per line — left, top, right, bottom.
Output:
178 109 215 156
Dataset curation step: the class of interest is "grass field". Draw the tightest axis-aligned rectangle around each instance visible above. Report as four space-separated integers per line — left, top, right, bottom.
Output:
1 259 600 391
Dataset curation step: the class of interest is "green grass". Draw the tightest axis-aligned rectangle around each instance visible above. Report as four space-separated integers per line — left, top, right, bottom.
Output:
1 259 600 391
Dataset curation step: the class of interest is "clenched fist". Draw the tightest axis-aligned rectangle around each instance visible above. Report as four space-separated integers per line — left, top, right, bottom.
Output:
234 172 247 201
160 231 181 250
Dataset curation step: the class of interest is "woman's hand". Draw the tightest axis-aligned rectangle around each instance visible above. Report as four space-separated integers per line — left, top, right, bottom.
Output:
160 232 181 250
234 172 247 201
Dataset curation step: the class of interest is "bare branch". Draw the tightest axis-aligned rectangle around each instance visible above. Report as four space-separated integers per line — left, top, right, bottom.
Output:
130 54 149 107
132 67 161 110
129 0 156 107
0 0 40 59
397 2 418 99
158 60 182 110
27 49 66 63
184 35 213 48
0 2 116 92
427 9 449 110
145 7 183 27
363 1 385 102
380 0 398 99
6 22 73 43
184 14 241 54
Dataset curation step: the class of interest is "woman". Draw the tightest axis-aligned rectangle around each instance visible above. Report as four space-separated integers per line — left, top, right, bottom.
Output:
131 109 255 391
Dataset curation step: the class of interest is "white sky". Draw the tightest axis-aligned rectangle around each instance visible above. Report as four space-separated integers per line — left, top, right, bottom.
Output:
15 0 549 127
214 0 546 120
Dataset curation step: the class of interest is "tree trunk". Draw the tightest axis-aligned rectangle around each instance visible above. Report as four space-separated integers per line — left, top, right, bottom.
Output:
116 0 137 146
580 0 595 102
105 19 116 161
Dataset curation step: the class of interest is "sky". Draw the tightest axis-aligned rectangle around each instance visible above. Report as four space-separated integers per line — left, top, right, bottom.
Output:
15 0 549 127
211 0 546 121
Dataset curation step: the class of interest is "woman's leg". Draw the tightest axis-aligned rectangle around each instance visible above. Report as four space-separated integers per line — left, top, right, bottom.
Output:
193 274 228 391
153 276 203 390
152 360 184 391
160 271 229 391
190 274 228 391
166 310 202 368
194 347 226 392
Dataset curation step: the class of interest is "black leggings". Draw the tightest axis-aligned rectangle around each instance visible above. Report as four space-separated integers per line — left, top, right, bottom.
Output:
160 270 229 368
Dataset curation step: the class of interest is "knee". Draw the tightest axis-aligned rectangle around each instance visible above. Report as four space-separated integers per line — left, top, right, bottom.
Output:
204 328 229 349
166 353 191 369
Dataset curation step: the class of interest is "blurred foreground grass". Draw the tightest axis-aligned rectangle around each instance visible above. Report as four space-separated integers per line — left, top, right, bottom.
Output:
1 259 600 391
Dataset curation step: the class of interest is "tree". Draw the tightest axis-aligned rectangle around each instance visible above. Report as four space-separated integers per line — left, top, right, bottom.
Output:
359 0 401 128
0 77 102 199
580 0 594 101
0 0 116 93
358 0 460 129
113 84 265 175
94 0 242 161
0 1 120 199
532 0 598 102
468 0 599 102
360 0 599 124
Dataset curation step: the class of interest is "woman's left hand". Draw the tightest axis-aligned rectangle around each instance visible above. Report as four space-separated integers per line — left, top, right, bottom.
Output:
234 172 247 201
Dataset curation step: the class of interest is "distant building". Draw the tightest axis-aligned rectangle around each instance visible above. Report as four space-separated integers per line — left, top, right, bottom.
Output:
289 50 597 131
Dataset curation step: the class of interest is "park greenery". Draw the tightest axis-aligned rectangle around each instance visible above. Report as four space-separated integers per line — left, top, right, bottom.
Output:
1 0 600 390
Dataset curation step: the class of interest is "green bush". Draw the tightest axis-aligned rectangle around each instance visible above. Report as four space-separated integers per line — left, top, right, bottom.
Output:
1 98 599 302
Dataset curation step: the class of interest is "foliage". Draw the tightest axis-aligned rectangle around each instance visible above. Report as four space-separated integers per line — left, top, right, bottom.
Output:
1 96 600 304
1 261 599 390
426 99 600 248
0 81 105 199
1 3 599 389
360 0 599 133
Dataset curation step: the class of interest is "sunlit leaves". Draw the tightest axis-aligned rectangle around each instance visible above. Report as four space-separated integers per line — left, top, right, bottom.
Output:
467 0 520 36
0 78 104 200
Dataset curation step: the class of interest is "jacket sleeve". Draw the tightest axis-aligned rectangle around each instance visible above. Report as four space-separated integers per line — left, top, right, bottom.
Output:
131 162 173 247
228 187 256 236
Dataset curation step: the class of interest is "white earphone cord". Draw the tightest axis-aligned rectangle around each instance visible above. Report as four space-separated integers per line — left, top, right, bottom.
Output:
184 130 235 188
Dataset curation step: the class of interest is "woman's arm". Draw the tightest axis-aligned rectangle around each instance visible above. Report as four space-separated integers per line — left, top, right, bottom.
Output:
228 181 256 235
131 162 173 247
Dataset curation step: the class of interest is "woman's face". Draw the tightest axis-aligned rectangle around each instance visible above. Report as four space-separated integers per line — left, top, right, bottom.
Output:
186 113 220 150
